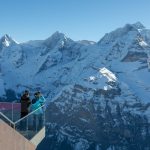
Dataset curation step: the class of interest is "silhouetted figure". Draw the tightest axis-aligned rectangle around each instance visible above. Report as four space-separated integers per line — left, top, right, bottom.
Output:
20 90 31 118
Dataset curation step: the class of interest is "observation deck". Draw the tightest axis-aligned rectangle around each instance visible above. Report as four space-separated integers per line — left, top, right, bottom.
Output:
0 102 45 150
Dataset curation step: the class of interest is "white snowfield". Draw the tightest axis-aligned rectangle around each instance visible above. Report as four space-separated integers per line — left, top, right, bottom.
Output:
139 40 148 47
99 67 117 82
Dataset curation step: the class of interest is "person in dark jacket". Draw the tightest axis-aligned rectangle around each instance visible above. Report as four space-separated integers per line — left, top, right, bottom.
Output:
20 90 31 118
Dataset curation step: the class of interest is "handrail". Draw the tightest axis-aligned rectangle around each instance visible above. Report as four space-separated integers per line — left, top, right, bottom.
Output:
0 103 45 125
0 102 20 104
0 112 15 127
14 105 45 124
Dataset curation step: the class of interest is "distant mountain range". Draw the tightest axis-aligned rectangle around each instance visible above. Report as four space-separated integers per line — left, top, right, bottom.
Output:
1 22 150 150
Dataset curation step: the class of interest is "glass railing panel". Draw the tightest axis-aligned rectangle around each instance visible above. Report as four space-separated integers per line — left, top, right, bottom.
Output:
12 103 21 122
14 116 30 139
0 102 21 122
14 105 45 140
0 102 13 120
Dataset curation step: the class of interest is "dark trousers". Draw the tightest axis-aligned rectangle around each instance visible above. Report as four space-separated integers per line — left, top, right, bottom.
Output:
33 114 43 131
21 112 28 118
20 112 28 130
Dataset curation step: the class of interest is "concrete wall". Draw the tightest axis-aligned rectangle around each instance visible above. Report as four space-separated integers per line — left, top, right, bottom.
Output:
0 120 36 150
30 127 45 147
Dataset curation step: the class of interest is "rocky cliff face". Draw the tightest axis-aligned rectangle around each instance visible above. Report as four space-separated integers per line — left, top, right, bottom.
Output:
42 23 150 150
1 22 150 150
43 69 150 150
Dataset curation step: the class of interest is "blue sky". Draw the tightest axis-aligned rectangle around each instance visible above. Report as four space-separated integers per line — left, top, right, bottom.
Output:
0 0 149 42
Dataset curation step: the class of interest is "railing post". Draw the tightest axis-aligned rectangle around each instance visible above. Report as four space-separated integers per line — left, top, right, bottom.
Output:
13 123 15 129
44 108 46 126
27 116 29 139
12 103 14 122
36 115 37 133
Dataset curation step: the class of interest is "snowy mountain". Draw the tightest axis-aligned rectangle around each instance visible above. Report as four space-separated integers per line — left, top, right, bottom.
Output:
0 34 18 49
1 22 150 150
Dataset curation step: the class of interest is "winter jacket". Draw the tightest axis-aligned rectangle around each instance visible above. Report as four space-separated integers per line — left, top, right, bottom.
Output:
20 94 31 113
39 96 46 106
31 98 43 115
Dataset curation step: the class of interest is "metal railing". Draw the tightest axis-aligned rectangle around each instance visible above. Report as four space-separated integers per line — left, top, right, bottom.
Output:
14 105 45 140
0 112 15 128
0 103 45 140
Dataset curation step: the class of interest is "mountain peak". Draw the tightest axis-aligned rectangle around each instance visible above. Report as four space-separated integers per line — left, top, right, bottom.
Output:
0 34 18 47
132 22 145 30
2 34 11 39
46 31 68 42
98 22 146 45
122 22 145 32
44 31 72 49
52 31 66 38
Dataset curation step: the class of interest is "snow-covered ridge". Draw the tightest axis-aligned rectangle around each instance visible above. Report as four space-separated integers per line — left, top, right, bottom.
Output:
43 31 73 49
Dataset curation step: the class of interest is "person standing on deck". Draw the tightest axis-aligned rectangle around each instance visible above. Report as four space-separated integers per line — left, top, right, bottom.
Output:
31 92 44 130
20 90 31 118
